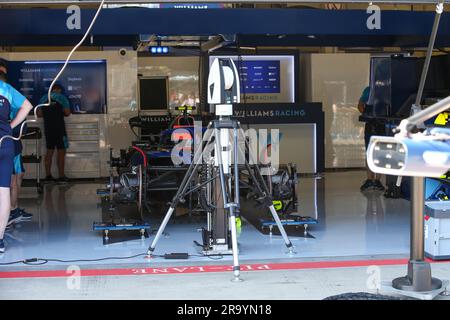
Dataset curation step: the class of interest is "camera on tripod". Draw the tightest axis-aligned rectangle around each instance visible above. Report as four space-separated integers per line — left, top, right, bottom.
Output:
147 58 295 281
208 58 240 116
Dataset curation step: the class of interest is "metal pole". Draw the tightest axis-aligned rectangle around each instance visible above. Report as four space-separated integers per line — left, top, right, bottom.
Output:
410 0 442 265
391 0 445 294
411 177 425 261
414 0 444 108
396 0 446 134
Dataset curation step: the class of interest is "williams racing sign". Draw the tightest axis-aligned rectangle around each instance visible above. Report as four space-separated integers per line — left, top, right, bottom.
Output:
233 103 323 124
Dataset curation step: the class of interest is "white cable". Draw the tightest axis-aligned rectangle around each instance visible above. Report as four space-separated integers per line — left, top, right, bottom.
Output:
437 2 444 14
0 0 106 148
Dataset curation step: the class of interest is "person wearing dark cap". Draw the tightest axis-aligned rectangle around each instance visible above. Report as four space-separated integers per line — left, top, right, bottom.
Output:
37 84 71 183
358 86 385 192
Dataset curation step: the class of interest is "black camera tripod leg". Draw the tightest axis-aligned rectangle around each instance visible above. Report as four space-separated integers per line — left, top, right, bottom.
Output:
147 123 214 256
238 126 295 254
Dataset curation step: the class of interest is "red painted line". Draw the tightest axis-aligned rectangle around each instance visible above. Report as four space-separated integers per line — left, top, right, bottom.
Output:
0 258 421 279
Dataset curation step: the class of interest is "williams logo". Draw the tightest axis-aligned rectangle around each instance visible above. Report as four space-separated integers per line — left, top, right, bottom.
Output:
234 109 306 118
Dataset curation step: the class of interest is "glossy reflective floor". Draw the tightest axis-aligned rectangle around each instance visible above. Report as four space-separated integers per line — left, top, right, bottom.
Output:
0 171 411 268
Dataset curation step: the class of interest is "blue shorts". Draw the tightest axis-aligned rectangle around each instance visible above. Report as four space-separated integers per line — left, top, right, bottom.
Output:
0 146 14 188
12 154 25 175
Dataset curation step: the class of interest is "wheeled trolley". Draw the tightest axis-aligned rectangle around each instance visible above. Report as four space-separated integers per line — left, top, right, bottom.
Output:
21 127 43 194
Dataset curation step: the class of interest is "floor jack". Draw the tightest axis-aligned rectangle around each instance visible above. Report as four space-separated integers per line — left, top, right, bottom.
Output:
94 153 151 244
94 195 151 245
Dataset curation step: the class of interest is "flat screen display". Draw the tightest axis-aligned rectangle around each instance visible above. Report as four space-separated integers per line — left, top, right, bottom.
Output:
238 60 280 94
8 60 107 114
209 55 295 103
139 77 168 111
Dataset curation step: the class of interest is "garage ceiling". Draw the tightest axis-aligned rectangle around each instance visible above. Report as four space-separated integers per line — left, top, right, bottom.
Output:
1 7 450 48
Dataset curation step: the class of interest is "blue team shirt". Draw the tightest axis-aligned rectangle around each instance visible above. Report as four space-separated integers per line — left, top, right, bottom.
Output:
360 86 370 104
0 81 26 149
39 92 70 110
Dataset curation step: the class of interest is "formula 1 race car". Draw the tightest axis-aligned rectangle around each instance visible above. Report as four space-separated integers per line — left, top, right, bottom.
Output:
94 107 310 245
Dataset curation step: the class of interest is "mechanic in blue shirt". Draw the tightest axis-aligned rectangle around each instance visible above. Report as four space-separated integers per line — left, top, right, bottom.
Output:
0 69 34 254
38 84 71 183
0 65 33 228
358 86 385 192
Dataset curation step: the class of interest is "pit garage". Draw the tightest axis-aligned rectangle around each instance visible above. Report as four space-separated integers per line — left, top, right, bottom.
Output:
0 0 449 302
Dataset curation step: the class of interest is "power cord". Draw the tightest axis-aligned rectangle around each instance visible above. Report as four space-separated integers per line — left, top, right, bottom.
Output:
0 252 223 266
196 254 224 260
0 253 155 266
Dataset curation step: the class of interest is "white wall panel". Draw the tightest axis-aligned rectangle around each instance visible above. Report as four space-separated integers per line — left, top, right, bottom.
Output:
302 53 369 168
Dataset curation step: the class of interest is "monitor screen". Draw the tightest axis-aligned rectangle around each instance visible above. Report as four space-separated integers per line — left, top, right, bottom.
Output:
209 55 296 103
139 77 168 111
8 60 107 114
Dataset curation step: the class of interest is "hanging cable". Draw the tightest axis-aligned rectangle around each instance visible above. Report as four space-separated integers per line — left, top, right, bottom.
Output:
0 0 106 148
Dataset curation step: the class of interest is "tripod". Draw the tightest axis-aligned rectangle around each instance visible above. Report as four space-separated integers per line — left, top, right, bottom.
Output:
147 116 295 281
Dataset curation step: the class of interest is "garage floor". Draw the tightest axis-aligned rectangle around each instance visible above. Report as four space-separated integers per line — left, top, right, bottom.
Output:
1 170 435 300
0 171 411 266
